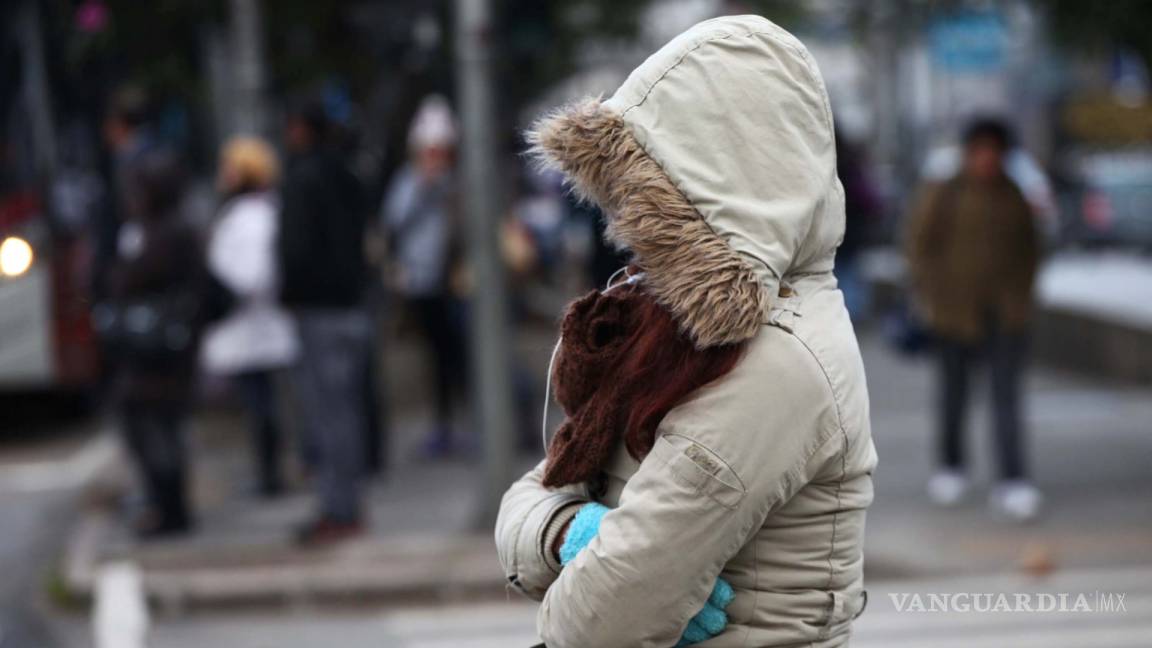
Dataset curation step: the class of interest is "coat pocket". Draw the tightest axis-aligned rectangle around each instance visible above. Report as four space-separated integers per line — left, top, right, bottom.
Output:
652 433 746 510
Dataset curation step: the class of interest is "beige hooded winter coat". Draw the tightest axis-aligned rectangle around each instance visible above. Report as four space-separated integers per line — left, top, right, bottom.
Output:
495 15 877 648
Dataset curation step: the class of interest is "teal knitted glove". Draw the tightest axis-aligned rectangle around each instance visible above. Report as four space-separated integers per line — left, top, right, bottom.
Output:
558 502 610 565
557 502 734 645
676 577 735 646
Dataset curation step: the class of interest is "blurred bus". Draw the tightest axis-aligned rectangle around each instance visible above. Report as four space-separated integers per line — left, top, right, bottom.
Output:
1 2 100 394
0 192 99 393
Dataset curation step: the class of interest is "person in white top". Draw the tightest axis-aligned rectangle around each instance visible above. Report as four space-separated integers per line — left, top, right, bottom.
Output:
382 96 467 457
202 137 298 496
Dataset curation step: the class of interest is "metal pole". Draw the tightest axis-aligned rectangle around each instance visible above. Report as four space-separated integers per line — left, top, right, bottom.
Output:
229 0 268 136
868 0 900 203
18 0 58 182
455 0 516 526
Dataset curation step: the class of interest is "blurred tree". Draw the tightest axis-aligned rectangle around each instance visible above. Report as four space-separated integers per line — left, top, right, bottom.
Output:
49 0 820 182
1045 0 1152 70
498 0 807 117
60 0 222 100
264 0 382 98
728 1 807 26
499 0 645 116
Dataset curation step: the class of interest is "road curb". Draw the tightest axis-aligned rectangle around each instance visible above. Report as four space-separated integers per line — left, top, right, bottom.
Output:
61 507 509 613
1033 306 1152 383
864 250 1152 384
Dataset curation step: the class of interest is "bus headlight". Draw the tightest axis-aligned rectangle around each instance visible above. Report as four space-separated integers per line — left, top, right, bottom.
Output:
0 236 34 277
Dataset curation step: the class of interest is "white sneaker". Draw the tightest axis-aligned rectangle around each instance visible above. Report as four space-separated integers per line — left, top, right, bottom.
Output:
928 470 970 507
990 481 1043 522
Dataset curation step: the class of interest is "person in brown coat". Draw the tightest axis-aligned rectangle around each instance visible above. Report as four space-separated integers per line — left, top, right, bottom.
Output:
906 118 1042 521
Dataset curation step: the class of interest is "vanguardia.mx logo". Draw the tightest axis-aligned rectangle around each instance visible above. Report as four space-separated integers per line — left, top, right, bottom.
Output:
887 591 1128 613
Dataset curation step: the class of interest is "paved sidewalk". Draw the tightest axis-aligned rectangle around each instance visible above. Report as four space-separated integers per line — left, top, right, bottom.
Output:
61 403 541 610
58 325 1152 613
860 338 1152 579
52 564 1152 648
60 324 557 611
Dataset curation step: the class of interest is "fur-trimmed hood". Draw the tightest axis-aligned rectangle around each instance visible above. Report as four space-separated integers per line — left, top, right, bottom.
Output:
529 15 844 348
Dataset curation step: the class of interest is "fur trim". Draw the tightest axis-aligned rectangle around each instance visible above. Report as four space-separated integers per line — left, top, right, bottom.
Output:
527 98 769 348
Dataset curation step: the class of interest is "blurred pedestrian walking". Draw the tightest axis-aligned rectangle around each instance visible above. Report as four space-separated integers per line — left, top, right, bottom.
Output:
906 118 1042 521
201 137 298 497
834 129 882 322
278 101 370 546
102 150 204 538
382 95 468 458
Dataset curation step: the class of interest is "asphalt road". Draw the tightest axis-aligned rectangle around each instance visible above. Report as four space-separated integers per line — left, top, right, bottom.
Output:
0 488 71 648
0 397 101 648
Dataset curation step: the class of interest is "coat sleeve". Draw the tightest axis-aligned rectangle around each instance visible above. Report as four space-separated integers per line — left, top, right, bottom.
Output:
1003 182 1040 299
494 460 589 600
904 181 944 301
209 201 276 298
277 166 319 295
114 223 203 297
382 168 414 232
536 333 842 648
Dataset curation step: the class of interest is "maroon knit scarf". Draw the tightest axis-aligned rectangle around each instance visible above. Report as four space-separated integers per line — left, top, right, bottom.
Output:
541 285 745 488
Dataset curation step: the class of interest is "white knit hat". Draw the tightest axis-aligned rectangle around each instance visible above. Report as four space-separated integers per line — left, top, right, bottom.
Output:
407 94 458 150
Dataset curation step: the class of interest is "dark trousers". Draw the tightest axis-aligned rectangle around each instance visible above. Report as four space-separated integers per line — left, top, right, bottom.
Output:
120 402 190 528
292 308 371 523
937 325 1027 480
410 294 467 431
236 370 282 494
361 336 388 475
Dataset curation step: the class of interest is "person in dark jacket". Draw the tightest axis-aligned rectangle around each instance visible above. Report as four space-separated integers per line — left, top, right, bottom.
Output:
278 102 371 546
94 87 157 301
107 150 203 537
833 129 881 322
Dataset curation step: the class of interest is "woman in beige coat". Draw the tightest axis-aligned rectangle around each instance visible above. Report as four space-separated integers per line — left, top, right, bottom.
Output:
496 16 877 647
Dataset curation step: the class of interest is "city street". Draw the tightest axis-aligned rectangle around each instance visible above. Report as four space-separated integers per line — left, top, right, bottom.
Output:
0 485 71 648
4 329 1148 648
5 1 1152 647
51 565 1152 648
0 404 109 648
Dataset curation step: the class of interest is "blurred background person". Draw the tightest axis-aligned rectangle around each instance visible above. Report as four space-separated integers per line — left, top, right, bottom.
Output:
103 150 204 538
201 136 297 498
906 118 1042 521
834 128 882 323
94 86 157 301
382 95 468 458
278 101 370 546
511 168 564 285
920 132 1059 244
582 200 630 290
